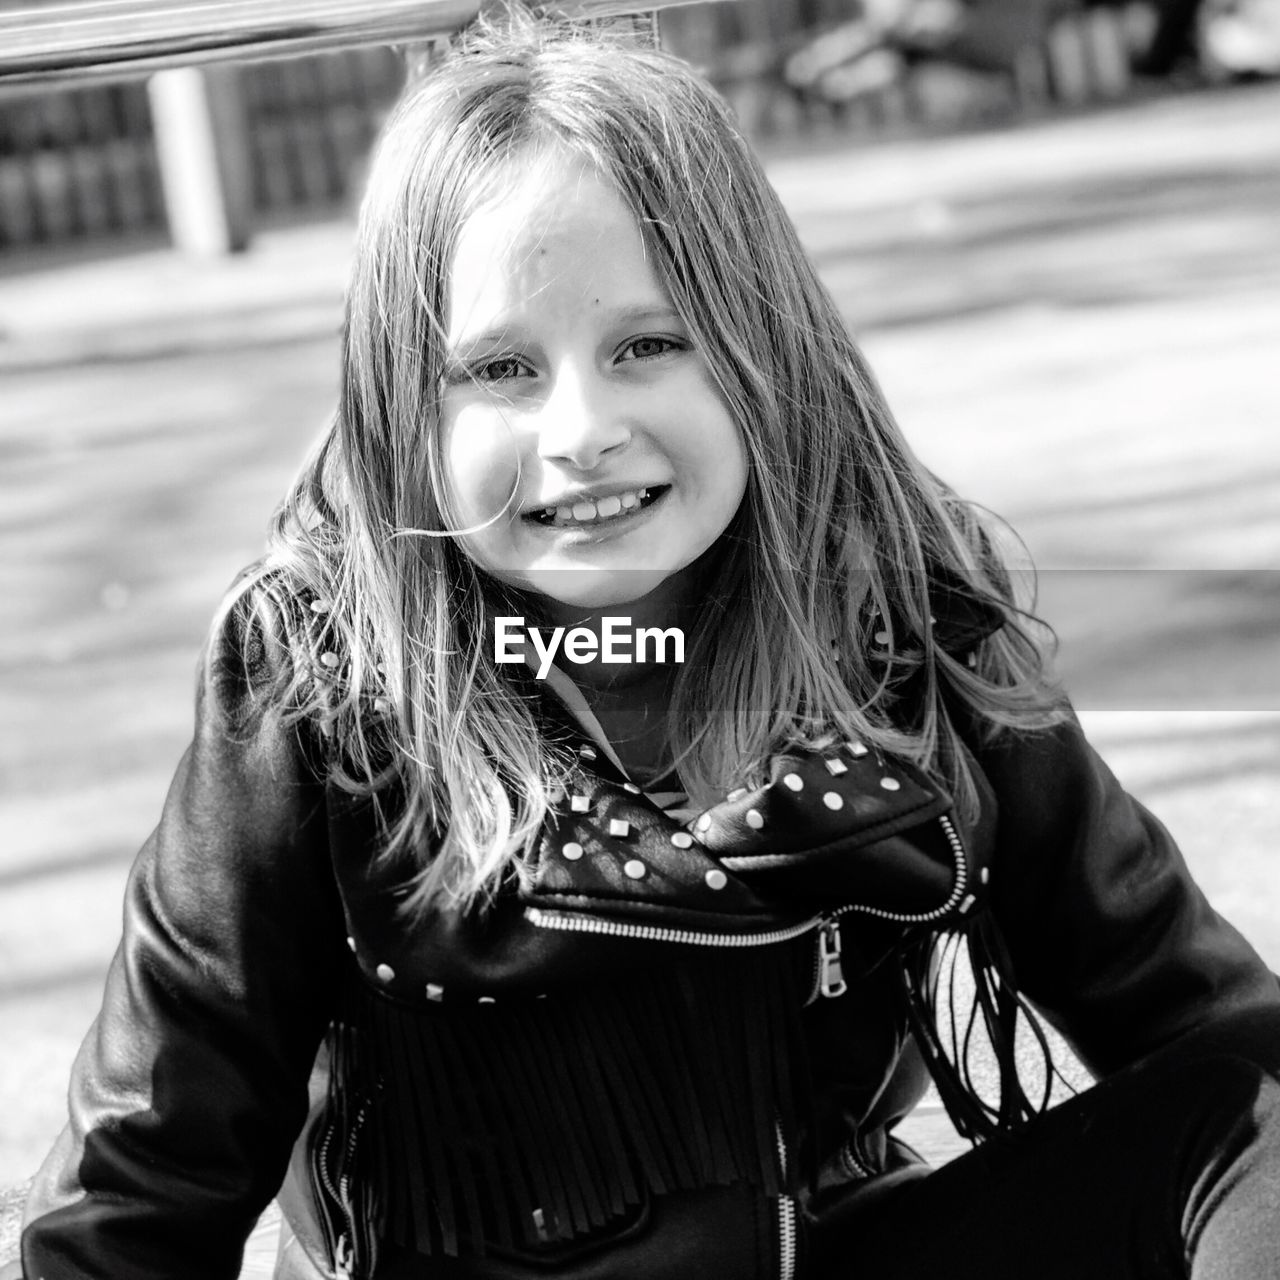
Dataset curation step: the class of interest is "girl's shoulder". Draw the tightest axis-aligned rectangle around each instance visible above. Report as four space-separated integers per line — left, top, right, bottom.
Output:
204 562 338 722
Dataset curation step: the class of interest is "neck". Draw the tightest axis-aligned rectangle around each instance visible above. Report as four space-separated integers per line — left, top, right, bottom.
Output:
529 568 702 693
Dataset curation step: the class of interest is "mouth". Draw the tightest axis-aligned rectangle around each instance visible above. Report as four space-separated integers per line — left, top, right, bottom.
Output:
524 485 668 529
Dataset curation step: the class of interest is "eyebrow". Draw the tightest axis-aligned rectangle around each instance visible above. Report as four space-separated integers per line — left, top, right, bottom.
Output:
610 303 684 326
448 302 685 354
448 325 521 356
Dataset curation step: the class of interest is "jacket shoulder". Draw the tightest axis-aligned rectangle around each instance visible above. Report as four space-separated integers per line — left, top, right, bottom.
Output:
202 565 335 736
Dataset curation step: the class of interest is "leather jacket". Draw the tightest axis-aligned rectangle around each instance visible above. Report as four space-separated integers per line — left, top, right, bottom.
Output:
16 582 1280 1280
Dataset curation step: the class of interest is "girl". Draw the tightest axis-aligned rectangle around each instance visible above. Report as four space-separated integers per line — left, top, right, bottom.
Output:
13 12 1280 1280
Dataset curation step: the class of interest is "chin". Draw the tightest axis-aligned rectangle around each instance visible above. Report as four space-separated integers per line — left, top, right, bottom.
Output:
519 566 676 612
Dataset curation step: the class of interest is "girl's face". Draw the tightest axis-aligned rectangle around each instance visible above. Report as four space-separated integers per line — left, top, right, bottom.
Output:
439 151 749 618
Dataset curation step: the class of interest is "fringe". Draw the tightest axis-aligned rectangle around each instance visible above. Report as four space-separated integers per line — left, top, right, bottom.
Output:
898 911 1068 1142
323 943 809 1261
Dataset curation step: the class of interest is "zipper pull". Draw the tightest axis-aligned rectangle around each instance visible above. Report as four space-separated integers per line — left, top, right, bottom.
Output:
818 921 847 998
334 1233 354 1280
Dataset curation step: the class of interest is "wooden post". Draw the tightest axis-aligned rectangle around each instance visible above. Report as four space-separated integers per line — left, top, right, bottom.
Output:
1082 6 1132 99
1046 15 1091 105
146 64 253 255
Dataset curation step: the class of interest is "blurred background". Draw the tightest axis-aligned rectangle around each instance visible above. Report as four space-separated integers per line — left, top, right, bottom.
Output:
2 0 1279 1237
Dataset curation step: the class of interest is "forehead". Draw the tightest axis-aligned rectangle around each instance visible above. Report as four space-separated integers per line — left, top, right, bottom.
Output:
448 151 667 329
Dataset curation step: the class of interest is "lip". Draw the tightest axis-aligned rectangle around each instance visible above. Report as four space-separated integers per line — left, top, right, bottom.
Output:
526 485 669 542
520 482 665 516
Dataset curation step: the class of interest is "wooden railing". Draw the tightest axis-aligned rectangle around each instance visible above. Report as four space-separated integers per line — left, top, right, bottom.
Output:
0 0 709 254
0 0 699 88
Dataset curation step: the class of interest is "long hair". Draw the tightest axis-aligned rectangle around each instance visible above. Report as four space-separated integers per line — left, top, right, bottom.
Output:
240 11 1066 911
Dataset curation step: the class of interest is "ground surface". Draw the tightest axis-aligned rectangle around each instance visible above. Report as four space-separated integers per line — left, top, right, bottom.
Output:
1 80 1278 1271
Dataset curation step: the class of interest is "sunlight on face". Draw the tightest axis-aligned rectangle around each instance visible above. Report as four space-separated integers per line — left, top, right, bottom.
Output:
439 151 748 618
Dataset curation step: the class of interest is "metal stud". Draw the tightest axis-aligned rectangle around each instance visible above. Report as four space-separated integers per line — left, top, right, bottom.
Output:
980 867 990 885
346 935 356 952
696 813 712 832
825 758 848 776
425 982 444 1002
373 698 390 714
848 741 869 758
562 841 584 861
570 795 590 813
320 651 340 668
783 773 803 792
609 819 631 838
671 832 694 849
746 809 764 830
478 996 496 1005
823 792 844 810
959 894 976 914
579 744 598 760
705 869 728 891
623 859 647 879
727 787 748 802
874 629 891 646
880 777 901 792
375 963 395 983
623 782 642 794
310 599 330 613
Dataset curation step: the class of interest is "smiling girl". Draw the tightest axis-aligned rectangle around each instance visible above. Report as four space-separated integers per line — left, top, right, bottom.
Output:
14 11 1280 1280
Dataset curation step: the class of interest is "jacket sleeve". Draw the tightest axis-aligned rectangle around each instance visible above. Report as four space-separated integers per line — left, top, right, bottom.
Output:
19 591 346 1279
977 714 1280 1078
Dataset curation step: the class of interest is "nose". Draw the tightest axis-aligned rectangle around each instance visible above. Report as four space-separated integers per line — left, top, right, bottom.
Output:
534 364 630 472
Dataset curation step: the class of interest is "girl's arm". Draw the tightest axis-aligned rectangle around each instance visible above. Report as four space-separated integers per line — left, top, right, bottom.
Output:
976 714 1279 1078
18 588 345 1280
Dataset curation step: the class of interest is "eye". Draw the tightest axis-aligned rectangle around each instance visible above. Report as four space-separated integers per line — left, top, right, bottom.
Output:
617 335 685 363
470 354 534 383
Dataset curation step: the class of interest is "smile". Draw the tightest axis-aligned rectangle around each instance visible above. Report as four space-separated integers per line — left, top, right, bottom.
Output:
526 486 667 528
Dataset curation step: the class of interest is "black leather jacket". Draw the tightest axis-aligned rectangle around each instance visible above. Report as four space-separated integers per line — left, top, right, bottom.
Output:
16 586 1280 1280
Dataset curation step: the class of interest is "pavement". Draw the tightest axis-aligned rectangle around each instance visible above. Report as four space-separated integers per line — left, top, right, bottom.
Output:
2 77 1280 1266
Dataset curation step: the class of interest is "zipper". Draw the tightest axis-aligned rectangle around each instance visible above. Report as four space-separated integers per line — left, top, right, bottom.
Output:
816 919 847 998
522 909 822 948
309 1103 370 1280
841 1133 877 1180
337 1103 372 1277
310 1120 349 1276
524 808 962 952
825 813 970 927
774 1122 798 1280
808 813 969 1002
530 813 970 995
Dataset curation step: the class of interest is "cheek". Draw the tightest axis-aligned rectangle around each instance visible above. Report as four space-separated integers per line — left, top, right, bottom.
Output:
687 412 749 523
440 405 523 530
723 432 750 512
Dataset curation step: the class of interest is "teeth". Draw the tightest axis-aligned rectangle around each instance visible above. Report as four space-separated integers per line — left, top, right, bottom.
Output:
535 487 656 526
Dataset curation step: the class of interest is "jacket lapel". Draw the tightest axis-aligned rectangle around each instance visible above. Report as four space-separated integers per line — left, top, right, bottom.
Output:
524 740 971 933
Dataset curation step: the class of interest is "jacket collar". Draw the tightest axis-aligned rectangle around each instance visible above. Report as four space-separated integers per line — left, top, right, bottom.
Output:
518 570 1002 938
523 739 978 938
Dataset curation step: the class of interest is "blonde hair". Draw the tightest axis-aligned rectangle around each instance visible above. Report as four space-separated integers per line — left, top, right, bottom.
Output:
241 11 1065 911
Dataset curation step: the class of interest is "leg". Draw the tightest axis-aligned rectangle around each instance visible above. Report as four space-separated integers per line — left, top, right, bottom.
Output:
812 1003 1280 1280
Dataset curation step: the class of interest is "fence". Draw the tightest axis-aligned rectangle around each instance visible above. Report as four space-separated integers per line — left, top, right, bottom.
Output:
0 49 403 249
